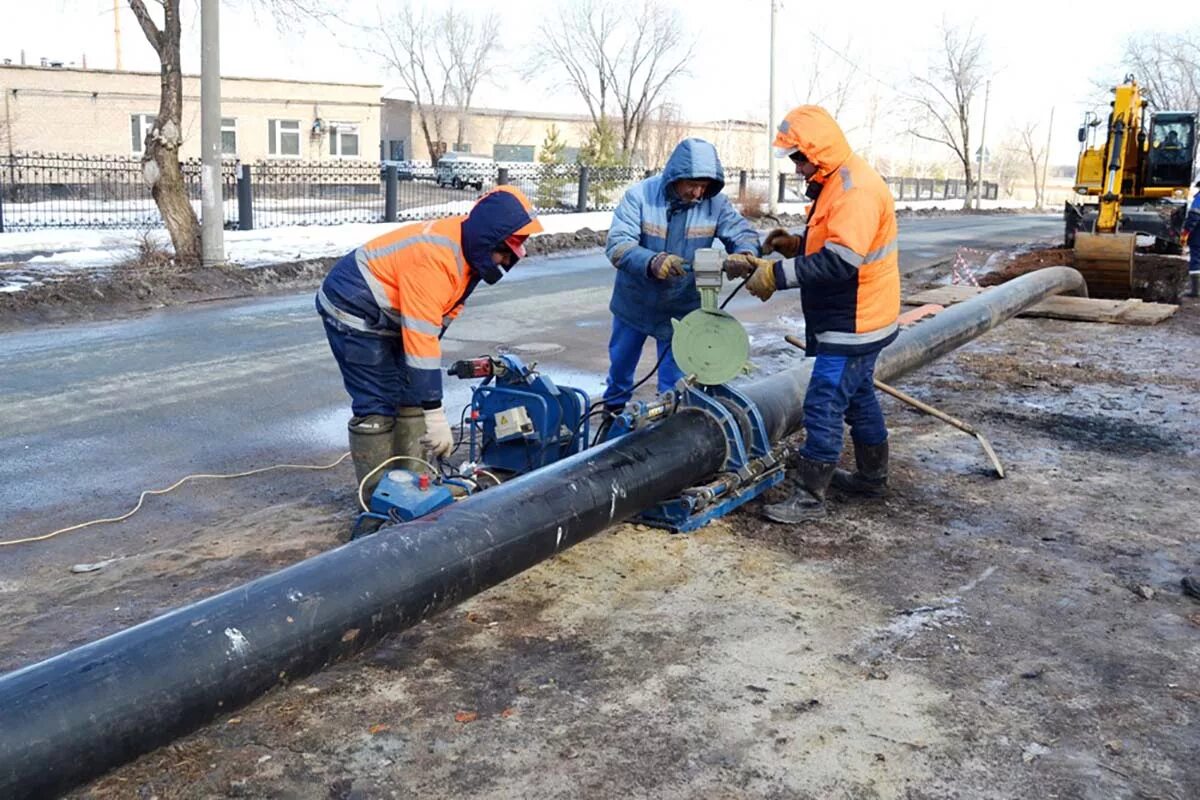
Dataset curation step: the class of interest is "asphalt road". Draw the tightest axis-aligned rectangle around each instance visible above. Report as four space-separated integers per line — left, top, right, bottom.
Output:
0 214 1061 547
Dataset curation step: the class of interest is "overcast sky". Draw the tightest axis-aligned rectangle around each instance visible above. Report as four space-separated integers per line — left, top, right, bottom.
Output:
5 0 1200 165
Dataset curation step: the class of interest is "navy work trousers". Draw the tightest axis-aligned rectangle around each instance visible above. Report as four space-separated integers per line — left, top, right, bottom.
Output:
798 351 888 464
601 316 685 408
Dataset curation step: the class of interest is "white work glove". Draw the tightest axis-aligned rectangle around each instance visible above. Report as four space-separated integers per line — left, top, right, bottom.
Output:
421 406 454 458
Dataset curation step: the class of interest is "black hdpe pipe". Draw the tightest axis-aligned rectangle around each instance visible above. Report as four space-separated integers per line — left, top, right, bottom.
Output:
0 267 1085 799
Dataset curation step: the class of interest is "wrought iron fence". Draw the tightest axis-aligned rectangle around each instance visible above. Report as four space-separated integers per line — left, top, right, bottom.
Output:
0 152 1000 233
0 152 237 231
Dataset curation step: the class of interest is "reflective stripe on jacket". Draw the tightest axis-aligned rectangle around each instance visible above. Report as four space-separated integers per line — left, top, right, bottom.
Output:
771 106 900 355
317 188 540 403
605 138 761 340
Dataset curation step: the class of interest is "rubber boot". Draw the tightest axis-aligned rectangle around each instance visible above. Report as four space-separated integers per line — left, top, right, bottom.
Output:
393 406 429 474
348 414 396 498
762 455 836 524
831 440 889 497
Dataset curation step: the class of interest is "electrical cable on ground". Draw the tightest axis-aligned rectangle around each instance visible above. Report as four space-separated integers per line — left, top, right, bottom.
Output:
0 453 354 548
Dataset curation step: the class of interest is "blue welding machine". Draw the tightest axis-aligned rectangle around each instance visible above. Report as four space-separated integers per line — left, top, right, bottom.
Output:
448 354 590 474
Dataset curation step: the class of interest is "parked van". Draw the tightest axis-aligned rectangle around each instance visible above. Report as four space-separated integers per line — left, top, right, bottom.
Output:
435 153 495 190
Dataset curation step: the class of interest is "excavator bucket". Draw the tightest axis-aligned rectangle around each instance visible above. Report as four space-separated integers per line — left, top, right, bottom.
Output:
1073 232 1136 298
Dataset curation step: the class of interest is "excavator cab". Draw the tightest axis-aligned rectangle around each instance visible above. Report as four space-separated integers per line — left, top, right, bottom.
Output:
1145 113 1196 188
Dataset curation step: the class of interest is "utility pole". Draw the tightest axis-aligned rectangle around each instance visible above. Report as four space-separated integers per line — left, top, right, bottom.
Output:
1040 106 1055 210
975 79 991 210
113 0 122 70
200 0 224 266
767 0 779 214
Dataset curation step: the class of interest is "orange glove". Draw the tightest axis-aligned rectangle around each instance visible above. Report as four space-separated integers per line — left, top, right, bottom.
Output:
763 228 804 258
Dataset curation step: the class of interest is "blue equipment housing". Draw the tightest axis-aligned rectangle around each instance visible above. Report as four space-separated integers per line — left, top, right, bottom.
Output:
351 469 454 539
464 355 590 474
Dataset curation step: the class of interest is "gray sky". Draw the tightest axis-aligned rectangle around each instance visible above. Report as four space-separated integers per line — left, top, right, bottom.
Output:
5 0 1199 166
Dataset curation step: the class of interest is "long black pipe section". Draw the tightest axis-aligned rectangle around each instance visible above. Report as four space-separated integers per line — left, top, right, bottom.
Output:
0 266 1085 799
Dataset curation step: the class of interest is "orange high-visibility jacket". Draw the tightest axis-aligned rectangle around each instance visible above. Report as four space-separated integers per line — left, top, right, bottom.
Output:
772 106 901 355
317 187 541 402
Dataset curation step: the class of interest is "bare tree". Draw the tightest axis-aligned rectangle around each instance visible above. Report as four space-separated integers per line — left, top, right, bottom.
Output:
128 0 200 263
127 0 324 265
440 7 502 149
1122 30 1200 111
906 20 988 209
531 0 693 160
644 102 688 168
1018 122 1047 208
797 34 859 120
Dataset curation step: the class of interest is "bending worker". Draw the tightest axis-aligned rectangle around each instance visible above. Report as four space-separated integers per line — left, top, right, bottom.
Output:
316 186 543 493
725 105 900 523
602 138 760 427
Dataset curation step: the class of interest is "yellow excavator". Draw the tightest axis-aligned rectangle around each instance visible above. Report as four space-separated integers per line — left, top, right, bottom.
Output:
1065 75 1197 298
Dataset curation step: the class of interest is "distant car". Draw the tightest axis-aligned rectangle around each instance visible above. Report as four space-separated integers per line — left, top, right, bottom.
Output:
435 153 495 190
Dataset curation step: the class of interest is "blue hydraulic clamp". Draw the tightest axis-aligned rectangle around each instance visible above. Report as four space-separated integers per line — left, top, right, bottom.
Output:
449 354 590 475
633 382 786 533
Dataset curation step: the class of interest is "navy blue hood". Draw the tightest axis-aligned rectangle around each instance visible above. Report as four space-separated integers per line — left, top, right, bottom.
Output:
661 138 726 204
461 190 538 284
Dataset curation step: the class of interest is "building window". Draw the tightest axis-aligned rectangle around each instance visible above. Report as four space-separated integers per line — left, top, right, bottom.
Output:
451 142 471 153
268 119 301 157
493 144 535 162
388 139 405 160
220 117 237 156
329 123 360 158
130 113 156 154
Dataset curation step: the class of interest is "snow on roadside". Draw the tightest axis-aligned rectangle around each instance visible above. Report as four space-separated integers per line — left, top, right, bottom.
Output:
0 210 618 292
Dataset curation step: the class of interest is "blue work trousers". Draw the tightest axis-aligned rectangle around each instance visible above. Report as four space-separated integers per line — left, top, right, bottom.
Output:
602 316 684 408
799 351 888 464
320 313 422 417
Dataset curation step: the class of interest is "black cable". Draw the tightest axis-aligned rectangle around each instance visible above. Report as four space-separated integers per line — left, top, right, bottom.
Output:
449 403 472 456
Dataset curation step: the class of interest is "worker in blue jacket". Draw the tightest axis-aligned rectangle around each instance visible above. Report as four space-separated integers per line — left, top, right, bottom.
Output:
602 138 761 421
1185 180 1200 297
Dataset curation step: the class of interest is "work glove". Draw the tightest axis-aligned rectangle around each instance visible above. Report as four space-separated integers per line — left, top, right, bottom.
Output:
648 252 687 280
746 260 778 301
763 228 804 258
724 253 775 280
421 406 454 458
722 253 758 279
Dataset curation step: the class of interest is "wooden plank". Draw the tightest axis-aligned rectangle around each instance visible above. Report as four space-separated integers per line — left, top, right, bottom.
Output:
903 285 1177 325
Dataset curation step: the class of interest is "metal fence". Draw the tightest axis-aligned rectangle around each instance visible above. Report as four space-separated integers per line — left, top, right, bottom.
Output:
0 153 237 231
0 152 1000 233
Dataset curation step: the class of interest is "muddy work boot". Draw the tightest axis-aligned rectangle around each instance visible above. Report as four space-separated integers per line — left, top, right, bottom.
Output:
831 440 889 498
762 455 836 524
348 414 396 498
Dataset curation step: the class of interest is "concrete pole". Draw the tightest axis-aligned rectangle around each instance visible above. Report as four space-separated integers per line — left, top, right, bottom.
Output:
767 0 779 214
113 0 122 70
1040 106 1055 210
975 79 990 210
200 0 225 267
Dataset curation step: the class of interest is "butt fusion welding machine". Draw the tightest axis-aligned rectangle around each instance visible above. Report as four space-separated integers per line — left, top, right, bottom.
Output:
359 248 785 533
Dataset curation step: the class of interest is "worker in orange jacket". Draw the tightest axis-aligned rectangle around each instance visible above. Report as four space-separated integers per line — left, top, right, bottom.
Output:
316 187 543 493
725 105 900 523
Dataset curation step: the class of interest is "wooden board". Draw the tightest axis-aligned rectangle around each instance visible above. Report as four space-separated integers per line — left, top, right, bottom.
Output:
903 285 1178 325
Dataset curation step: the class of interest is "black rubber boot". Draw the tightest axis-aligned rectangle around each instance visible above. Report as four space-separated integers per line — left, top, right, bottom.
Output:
763 455 836 524
832 440 889 497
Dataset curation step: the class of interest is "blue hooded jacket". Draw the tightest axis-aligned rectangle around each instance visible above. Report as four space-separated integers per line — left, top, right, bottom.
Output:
605 138 760 339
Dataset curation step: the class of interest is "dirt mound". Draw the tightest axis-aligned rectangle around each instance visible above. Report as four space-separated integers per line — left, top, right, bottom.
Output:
979 244 1188 303
525 228 608 256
